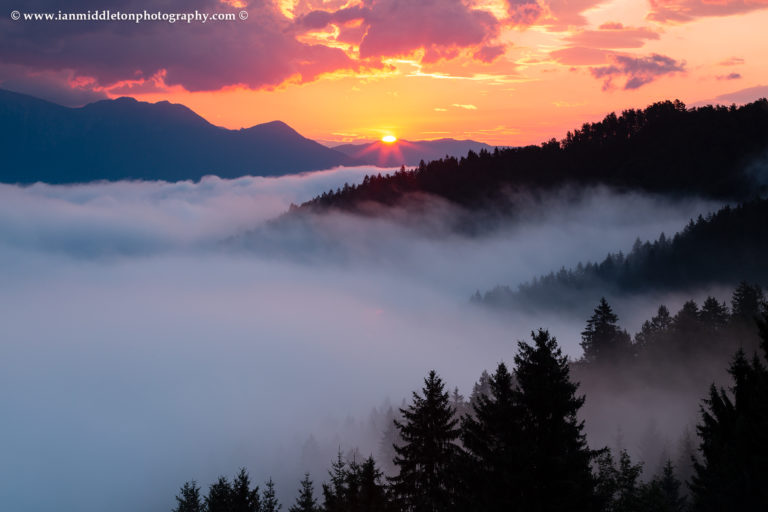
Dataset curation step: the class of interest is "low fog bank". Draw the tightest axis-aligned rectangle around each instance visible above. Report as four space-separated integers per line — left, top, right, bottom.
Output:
0 169 727 511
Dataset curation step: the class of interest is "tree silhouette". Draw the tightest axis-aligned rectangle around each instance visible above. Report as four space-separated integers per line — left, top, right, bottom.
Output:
390 370 460 512
461 362 523 511
262 478 281 512
513 329 598 511
581 298 630 363
205 476 233 512
290 473 319 512
690 313 768 511
232 468 261 512
173 481 203 512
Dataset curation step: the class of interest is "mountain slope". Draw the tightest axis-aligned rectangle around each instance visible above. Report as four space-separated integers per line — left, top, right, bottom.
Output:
475 198 768 311
0 89 352 183
333 138 496 166
299 99 768 214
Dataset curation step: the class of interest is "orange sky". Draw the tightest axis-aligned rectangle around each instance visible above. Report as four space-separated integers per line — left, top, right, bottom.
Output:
15 0 765 146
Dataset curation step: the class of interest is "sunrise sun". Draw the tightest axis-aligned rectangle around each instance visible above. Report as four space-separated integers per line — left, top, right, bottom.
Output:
381 135 397 143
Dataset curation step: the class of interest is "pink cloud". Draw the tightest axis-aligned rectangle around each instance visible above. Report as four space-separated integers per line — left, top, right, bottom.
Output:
565 25 660 49
473 44 507 63
0 1 362 94
648 0 768 23
506 0 543 26
590 53 685 90
550 46 612 65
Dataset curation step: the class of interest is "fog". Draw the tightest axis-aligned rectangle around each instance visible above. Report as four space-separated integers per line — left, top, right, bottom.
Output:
0 168 723 511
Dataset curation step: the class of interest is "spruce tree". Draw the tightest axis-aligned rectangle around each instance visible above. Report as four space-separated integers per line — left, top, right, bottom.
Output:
690 329 768 511
290 473 319 512
640 460 687 512
322 450 347 512
206 477 234 512
514 329 597 511
232 468 261 512
356 456 392 512
173 481 203 512
581 298 630 363
262 478 281 512
461 362 524 511
391 370 460 512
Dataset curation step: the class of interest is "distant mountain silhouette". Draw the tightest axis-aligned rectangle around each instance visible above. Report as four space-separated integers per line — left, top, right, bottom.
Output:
0 88 353 183
333 138 496 166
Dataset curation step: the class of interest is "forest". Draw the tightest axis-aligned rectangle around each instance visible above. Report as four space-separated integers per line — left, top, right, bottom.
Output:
171 283 768 512
475 198 768 310
297 99 768 216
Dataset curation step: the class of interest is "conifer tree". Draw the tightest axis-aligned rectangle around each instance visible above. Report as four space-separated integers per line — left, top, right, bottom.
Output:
581 298 630 363
690 334 768 511
356 456 392 512
461 362 524 511
173 481 203 512
206 477 233 512
262 478 281 512
322 450 347 512
391 370 460 512
290 473 319 512
232 468 261 512
640 460 687 512
515 329 598 511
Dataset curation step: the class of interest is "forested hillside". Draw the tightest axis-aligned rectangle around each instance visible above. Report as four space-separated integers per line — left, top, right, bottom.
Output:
475 198 768 310
171 287 768 512
299 99 768 214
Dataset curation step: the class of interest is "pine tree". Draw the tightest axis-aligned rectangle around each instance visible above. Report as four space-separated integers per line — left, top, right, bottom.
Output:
322 450 347 512
290 473 319 512
461 362 524 511
691 313 768 511
232 468 261 512
731 281 765 324
173 481 203 512
206 477 234 512
391 370 460 512
357 456 392 512
640 460 687 512
514 329 598 511
262 478 281 512
581 298 630 363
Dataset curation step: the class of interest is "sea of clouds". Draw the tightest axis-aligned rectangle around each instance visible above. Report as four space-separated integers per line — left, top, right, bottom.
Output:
0 167 724 511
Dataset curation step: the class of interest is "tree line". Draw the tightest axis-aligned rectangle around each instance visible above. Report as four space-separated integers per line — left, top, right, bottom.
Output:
296 99 768 217
172 287 768 511
476 199 768 311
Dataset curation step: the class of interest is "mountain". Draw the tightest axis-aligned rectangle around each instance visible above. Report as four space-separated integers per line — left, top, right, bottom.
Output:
299 99 768 214
475 198 768 311
333 138 496 166
0 88 352 183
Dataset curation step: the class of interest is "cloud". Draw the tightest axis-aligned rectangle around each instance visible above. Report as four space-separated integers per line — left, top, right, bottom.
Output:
717 72 742 80
505 0 543 25
0 0 360 93
565 25 660 49
590 53 685 90
0 64 108 106
0 171 724 512
473 44 507 63
297 0 501 61
719 56 745 66
550 46 612 65
647 0 768 23
453 103 479 109
538 0 607 29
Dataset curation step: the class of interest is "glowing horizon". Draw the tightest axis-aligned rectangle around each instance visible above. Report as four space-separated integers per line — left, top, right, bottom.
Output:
2 0 767 146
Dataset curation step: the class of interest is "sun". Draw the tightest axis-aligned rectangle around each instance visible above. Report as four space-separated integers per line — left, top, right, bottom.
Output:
381 135 397 143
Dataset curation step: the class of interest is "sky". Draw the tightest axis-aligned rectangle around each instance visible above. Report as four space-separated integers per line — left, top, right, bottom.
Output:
1 0 767 145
